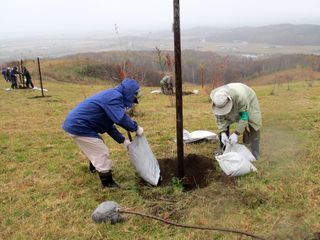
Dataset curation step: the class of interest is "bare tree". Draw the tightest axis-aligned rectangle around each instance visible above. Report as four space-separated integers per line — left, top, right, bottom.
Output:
270 76 278 95
305 67 315 87
154 47 166 74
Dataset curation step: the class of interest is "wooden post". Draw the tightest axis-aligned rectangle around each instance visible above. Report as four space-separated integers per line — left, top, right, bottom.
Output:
18 61 22 87
37 57 44 97
173 0 184 178
201 65 204 88
20 59 25 87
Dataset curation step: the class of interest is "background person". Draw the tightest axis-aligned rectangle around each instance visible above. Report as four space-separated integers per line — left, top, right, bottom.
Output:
10 67 21 89
22 67 34 88
210 83 262 159
160 74 174 95
5 67 11 82
2 68 7 81
62 78 144 188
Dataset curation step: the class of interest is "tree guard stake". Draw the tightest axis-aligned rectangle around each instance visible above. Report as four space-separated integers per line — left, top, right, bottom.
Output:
37 57 44 97
173 0 184 178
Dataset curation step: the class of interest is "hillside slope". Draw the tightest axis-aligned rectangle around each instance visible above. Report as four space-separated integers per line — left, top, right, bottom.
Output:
200 24 320 45
0 77 320 239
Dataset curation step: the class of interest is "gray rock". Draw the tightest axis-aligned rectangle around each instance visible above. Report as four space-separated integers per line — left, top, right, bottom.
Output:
92 201 123 224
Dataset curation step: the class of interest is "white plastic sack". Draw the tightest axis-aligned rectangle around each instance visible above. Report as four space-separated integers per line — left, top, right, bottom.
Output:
33 86 48 92
215 143 257 177
183 129 217 144
150 90 162 94
128 135 160 186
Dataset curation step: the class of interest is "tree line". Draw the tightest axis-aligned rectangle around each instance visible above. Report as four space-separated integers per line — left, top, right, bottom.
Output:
25 50 320 87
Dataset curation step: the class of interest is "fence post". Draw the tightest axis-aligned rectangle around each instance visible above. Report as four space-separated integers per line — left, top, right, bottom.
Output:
37 57 44 97
173 0 184 178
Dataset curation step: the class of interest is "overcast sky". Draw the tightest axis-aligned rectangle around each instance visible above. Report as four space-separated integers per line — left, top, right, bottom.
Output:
1 0 320 37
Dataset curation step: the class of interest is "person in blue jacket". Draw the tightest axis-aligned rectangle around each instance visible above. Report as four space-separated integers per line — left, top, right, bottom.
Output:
10 67 21 89
63 78 144 188
2 68 7 81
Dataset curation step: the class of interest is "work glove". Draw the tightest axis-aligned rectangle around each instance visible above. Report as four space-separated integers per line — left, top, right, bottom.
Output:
229 133 238 144
136 126 144 136
221 132 229 145
123 139 131 150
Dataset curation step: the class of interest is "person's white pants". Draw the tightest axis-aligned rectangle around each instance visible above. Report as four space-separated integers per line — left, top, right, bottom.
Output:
70 135 112 173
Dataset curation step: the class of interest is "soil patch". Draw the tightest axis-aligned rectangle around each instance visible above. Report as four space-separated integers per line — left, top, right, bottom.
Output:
157 154 215 189
18 86 32 89
314 232 320 240
138 154 237 190
182 91 194 96
28 95 52 99
165 91 194 96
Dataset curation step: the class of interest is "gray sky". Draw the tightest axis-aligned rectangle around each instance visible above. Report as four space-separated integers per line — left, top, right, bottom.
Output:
1 0 320 37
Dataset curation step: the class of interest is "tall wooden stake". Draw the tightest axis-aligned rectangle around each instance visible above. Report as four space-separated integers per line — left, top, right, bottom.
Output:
18 61 22 87
21 59 25 87
37 57 44 97
173 0 184 178
201 65 204 88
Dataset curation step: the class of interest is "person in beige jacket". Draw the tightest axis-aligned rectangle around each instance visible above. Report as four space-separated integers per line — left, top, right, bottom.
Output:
210 83 262 159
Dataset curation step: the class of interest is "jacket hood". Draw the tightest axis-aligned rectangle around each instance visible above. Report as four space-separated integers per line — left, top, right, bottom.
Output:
115 78 140 108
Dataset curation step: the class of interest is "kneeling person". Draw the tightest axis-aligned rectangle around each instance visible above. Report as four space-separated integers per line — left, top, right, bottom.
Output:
160 75 173 95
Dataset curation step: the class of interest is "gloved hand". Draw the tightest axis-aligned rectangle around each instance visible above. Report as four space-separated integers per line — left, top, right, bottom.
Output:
229 133 238 144
221 132 229 145
136 126 144 136
123 139 131 150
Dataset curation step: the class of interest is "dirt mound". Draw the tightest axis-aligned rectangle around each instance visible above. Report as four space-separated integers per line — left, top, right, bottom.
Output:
157 154 215 189
165 91 194 96
182 91 194 96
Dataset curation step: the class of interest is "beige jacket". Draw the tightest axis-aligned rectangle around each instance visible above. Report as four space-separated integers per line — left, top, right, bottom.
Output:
213 83 262 133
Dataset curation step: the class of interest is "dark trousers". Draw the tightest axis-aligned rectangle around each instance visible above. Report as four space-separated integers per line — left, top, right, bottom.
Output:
26 78 34 88
11 79 17 89
243 125 260 160
219 125 260 160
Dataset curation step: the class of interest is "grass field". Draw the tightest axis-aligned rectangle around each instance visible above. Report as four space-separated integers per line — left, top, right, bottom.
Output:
0 76 319 239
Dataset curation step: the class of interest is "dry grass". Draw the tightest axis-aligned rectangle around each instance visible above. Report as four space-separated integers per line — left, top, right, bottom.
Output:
0 71 320 239
246 68 320 86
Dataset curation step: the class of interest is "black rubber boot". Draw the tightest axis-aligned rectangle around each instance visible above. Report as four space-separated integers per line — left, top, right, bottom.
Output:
98 171 120 188
89 162 96 173
89 162 97 173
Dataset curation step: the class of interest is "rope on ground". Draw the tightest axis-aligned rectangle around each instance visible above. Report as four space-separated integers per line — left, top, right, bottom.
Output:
119 209 267 240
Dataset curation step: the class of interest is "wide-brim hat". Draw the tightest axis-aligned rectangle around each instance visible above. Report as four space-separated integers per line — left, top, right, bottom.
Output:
210 86 233 116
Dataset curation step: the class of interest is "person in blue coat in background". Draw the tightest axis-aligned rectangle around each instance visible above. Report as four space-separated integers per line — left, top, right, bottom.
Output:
63 78 144 188
10 66 21 89
2 68 7 82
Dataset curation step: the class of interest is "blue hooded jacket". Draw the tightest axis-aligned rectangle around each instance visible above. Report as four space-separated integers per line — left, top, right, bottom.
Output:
62 78 139 143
